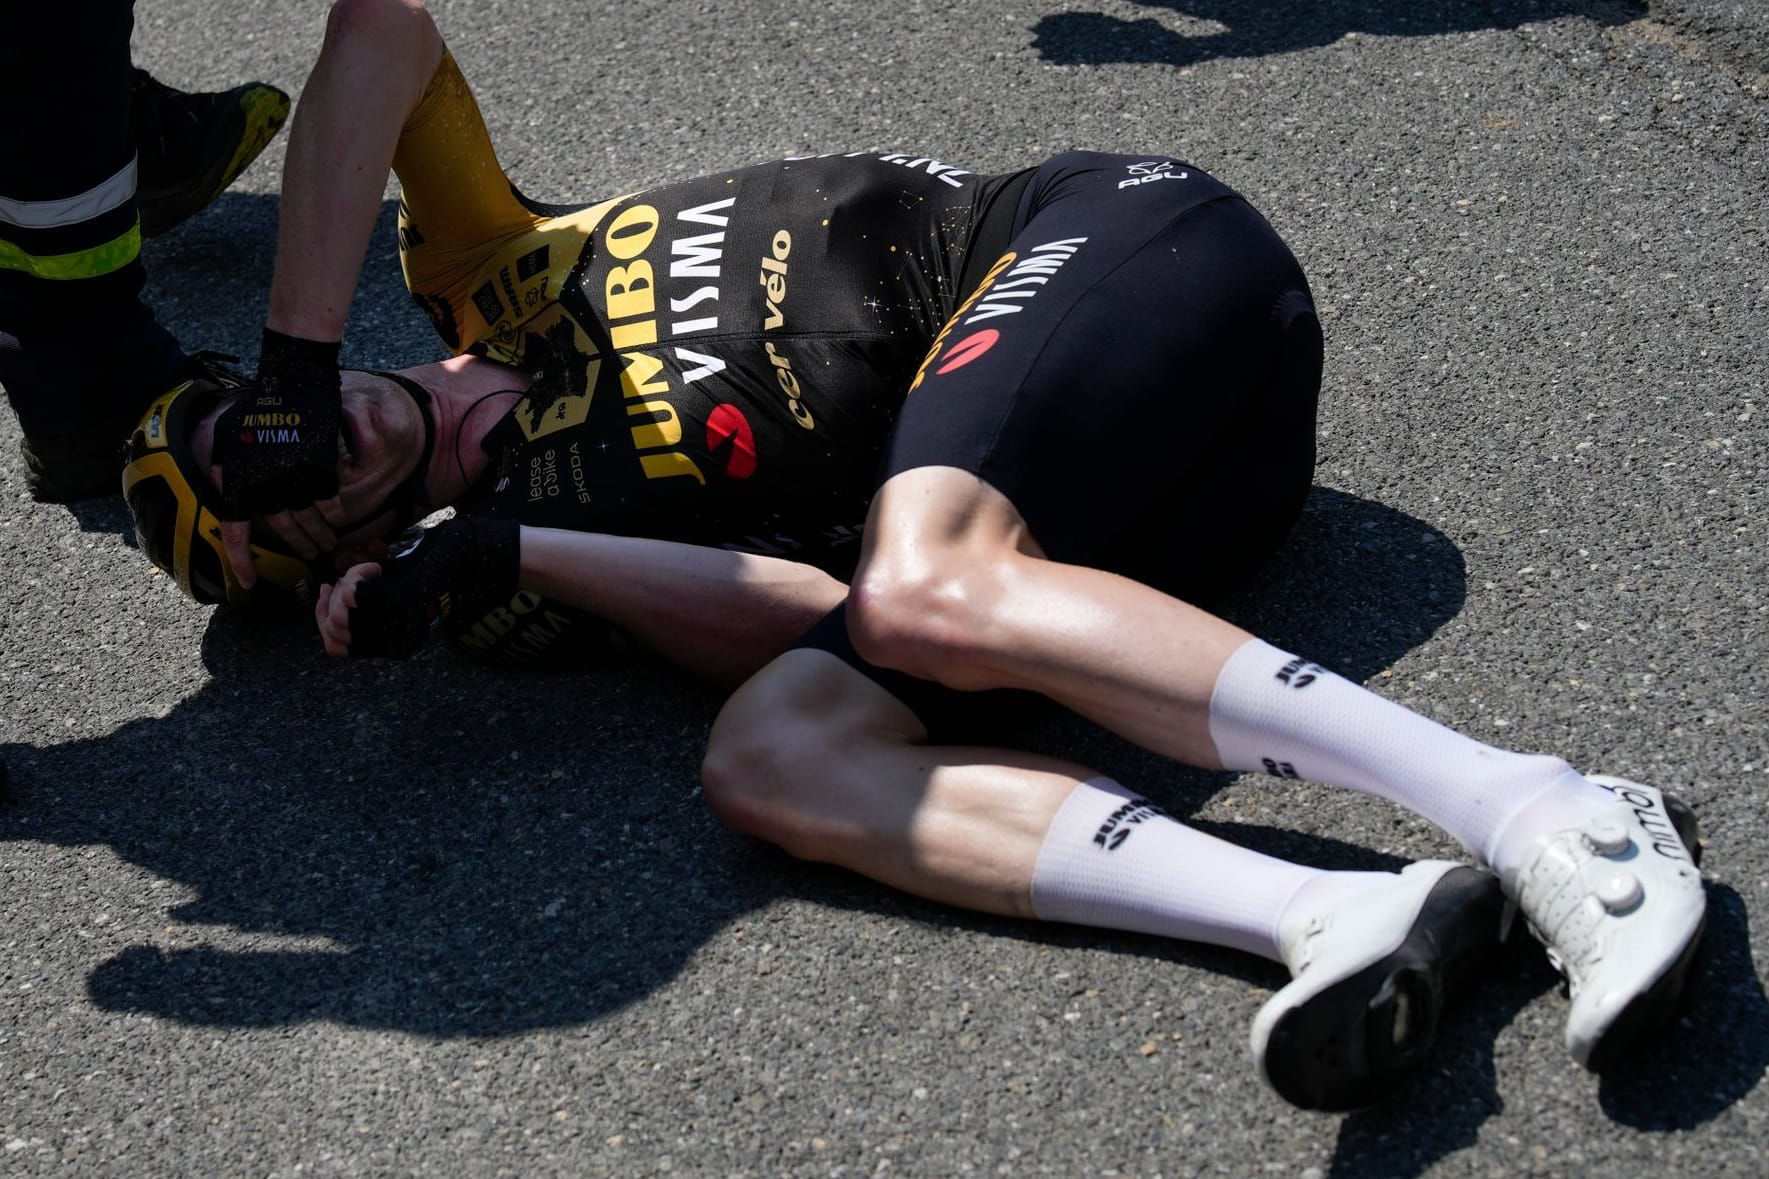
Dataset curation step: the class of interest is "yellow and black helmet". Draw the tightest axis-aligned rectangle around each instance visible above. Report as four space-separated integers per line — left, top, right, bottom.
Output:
121 362 318 612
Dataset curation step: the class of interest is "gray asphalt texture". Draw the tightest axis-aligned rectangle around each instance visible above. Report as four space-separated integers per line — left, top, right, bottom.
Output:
2 0 1765 1175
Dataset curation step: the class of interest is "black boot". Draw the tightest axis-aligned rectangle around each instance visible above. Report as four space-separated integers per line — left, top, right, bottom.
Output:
130 68 291 237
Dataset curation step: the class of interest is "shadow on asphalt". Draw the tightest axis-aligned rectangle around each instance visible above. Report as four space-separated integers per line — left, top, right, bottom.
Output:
1225 484 1466 685
7 615 750 1034
1597 884 1769 1129
1032 0 1646 67
138 191 430 373
1322 885 1769 1175
18 486 1750 1155
2 487 1464 1037
1327 935 1557 1177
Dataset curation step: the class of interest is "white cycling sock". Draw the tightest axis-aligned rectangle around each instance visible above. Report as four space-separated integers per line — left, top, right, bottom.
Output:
1029 777 1391 962
1207 638 1615 878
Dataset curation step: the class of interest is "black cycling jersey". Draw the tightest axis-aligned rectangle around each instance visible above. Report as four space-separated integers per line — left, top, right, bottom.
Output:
389 56 1319 676
435 152 1030 576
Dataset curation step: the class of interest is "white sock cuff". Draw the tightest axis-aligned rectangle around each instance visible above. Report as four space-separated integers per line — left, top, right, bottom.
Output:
1028 776 1309 960
1203 637 1596 872
1029 777 1138 922
1207 637 1319 774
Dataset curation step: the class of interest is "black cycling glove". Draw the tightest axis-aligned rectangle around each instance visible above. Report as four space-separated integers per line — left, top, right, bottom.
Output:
345 515 522 659
211 328 343 518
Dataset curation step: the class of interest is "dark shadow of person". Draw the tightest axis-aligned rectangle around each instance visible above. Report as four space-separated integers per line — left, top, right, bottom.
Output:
3 484 1578 1165
5 487 1467 1037
2 613 764 1035
1324 885 1768 1175
1033 0 1646 68
1597 884 1769 1129
1324 939 1557 1177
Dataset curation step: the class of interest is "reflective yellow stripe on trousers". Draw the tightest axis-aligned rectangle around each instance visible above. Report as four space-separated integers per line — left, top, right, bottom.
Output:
0 157 141 279
0 224 142 279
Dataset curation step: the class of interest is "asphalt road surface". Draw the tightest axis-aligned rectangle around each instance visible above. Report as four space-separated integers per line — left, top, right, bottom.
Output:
2 1 1764 1175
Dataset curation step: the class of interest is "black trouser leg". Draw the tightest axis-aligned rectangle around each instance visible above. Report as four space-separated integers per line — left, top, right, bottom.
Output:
0 0 187 446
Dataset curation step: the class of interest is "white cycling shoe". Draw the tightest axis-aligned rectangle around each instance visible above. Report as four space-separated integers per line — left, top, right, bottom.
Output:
1502 775 1706 1070
1250 861 1504 1111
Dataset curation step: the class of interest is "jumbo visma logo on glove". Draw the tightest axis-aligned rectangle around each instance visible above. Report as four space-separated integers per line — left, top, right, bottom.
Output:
234 408 305 444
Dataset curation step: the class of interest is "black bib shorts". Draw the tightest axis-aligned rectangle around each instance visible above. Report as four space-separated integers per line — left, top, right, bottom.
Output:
795 151 1323 733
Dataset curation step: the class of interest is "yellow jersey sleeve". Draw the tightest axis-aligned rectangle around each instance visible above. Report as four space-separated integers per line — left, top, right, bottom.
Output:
391 51 616 366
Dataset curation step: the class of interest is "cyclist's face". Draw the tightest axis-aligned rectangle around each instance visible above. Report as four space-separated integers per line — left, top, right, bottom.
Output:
193 370 427 541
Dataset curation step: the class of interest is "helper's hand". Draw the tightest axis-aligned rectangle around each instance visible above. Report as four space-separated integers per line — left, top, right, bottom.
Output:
212 329 348 587
318 514 521 660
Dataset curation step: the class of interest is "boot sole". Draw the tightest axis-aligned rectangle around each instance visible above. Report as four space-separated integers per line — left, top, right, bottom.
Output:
1258 867 1505 1111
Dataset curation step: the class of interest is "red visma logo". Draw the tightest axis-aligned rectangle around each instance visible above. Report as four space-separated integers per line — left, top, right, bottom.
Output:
934 329 1000 375
706 404 758 479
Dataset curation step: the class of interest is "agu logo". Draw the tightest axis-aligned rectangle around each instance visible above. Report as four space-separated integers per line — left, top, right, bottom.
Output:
1118 160 1188 190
